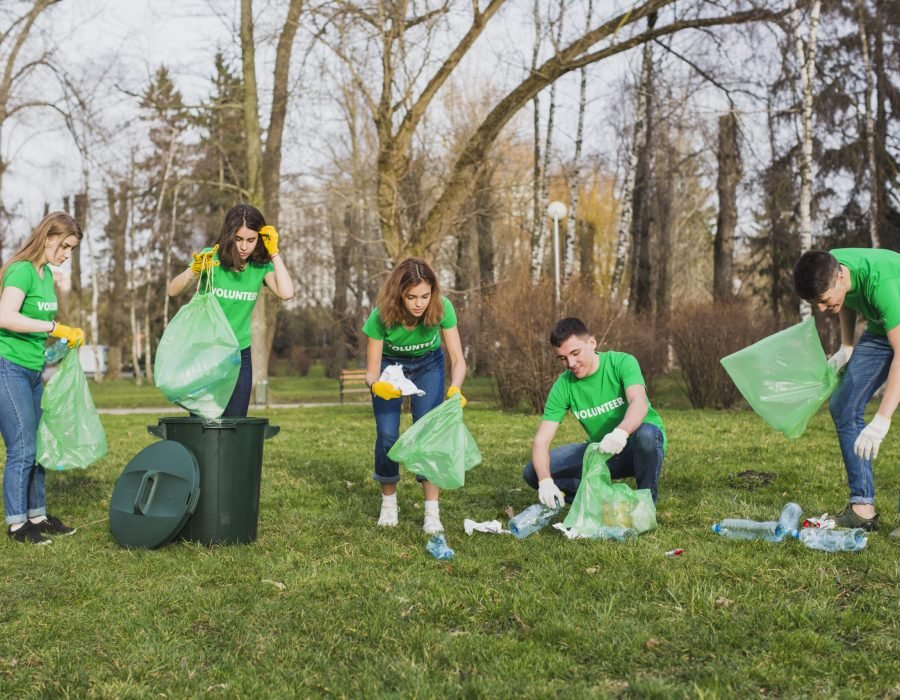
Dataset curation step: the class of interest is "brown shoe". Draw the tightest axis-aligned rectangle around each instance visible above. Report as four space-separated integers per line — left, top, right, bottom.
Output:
833 505 879 532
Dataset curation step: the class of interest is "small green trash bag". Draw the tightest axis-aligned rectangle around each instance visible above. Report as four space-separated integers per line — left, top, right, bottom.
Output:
562 444 658 534
387 394 482 489
720 317 838 439
36 349 108 470
154 278 241 419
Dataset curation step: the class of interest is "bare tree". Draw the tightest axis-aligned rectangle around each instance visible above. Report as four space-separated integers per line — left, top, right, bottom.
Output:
240 0 303 391
713 110 741 302
0 0 59 260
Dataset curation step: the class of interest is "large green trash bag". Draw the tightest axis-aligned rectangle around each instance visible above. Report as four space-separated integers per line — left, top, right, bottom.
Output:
387 394 482 489
154 273 241 419
720 317 838 439
562 444 658 534
36 349 108 470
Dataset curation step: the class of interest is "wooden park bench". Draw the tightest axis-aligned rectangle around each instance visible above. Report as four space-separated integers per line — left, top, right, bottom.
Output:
339 368 370 404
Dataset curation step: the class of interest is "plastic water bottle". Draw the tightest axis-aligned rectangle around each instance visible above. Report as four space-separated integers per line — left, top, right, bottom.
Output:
774 502 803 540
794 527 868 552
711 519 780 542
426 533 454 560
509 503 561 539
44 338 69 364
579 526 638 542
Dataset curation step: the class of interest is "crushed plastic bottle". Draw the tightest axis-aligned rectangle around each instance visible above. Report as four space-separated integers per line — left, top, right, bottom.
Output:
774 502 803 540
44 338 70 365
426 533 455 560
711 519 780 542
793 527 868 552
509 503 561 539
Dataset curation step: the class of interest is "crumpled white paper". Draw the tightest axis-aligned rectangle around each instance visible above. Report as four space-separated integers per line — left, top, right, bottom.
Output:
379 364 426 396
463 518 509 535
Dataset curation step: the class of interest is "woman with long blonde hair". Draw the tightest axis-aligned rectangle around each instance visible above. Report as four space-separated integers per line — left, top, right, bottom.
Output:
0 211 85 544
362 257 467 533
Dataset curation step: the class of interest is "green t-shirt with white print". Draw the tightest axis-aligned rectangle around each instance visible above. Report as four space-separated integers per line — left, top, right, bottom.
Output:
0 261 58 371
362 296 457 358
198 250 273 349
542 350 666 451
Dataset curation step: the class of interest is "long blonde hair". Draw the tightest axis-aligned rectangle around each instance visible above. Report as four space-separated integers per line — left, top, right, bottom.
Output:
375 257 444 327
1 211 82 284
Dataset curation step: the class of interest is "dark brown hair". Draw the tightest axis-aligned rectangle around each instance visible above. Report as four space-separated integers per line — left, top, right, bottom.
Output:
375 257 443 327
215 204 272 270
549 317 592 347
793 250 840 301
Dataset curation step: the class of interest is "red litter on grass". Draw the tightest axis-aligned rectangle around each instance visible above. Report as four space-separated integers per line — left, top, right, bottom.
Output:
665 548 684 557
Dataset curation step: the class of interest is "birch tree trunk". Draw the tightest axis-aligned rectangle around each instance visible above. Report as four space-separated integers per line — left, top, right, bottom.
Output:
791 0 820 318
856 0 879 248
610 23 653 304
529 0 545 282
565 0 591 281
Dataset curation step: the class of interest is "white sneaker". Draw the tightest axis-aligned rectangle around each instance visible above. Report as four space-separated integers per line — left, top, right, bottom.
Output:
423 514 443 534
378 502 399 527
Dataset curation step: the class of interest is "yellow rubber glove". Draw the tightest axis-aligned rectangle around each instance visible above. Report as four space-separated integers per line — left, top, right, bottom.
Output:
371 381 402 400
259 226 280 256
190 245 219 275
49 323 85 348
446 385 467 408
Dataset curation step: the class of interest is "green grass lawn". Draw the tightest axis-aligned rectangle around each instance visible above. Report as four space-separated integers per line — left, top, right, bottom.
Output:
2 401 898 697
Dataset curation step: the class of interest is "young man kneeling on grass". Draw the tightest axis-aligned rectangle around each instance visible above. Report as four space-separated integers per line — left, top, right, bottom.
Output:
522 317 666 509
794 249 900 539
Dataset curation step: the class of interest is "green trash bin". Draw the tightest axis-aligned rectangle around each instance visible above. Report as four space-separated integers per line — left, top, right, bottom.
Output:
147 417 280 545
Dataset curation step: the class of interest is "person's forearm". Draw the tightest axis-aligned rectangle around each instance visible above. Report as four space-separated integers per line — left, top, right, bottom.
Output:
168 267 196 297
531 442 552 481
875 357 900 420
449 356 466 389
617 396 649 435
270 254 294 300
0 311 54 334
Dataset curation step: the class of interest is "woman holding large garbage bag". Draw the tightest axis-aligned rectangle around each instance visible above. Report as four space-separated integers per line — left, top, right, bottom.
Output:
363 257 467 533
167 204 294 417
0 212 85 544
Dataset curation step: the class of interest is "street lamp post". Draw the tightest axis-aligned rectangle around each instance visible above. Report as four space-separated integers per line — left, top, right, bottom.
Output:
547 201 567 305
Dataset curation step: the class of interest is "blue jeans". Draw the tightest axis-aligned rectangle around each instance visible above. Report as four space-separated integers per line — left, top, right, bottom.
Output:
522 422 665 503
371 348 445 483
829 331 892 505
223 347 252 418
0 356 47 525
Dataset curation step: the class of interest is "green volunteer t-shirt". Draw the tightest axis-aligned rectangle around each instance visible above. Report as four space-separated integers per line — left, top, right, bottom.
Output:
199 250 274 349
542 351 666 451
0 261 58 371
832 248 900 336
362 296 457 358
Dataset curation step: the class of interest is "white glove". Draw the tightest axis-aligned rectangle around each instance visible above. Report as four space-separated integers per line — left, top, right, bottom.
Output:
854 414 890 461
538 478 565 509
598 428 629 455
827 344 854 372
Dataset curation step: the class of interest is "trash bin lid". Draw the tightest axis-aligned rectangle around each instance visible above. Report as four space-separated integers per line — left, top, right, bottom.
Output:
109 440 201 549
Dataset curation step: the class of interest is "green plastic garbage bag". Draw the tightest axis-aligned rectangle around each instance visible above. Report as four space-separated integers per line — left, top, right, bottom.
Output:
387 394 481 489
36 349 108 470
562 443 658 534
154 271 240 419
720 317 838 439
